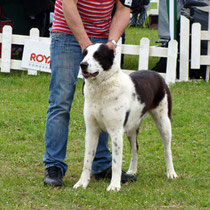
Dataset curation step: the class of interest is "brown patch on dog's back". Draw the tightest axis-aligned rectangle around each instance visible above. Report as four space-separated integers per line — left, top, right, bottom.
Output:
130 70 172 119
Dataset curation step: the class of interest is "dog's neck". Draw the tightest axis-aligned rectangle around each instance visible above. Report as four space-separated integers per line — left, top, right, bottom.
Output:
100 66 119 84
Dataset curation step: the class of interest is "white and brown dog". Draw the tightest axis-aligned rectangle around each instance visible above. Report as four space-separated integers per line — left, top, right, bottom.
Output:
73 43 178 192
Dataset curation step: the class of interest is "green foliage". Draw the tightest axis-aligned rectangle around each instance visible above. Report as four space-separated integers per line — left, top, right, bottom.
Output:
0 26 209 208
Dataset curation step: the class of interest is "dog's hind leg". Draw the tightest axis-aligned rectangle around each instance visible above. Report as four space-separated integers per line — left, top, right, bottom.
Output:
126 128 139 175
150 100 178 179
73 125 100 189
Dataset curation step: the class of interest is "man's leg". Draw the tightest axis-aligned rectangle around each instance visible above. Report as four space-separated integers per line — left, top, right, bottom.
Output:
130 11 138 26
43 33 82 185
91 131 112 174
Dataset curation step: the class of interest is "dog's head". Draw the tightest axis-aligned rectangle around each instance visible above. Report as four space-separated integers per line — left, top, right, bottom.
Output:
80 43 115 79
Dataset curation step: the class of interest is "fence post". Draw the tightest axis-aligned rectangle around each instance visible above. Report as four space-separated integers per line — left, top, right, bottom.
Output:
165 40 178 84
28 28 40 75
179 15 190 81
191 23 201 69
1 25 12 73
138 38 149 70
206 11 210 82
206 39 210 82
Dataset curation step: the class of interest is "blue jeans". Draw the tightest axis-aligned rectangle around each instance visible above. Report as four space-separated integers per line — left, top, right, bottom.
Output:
43 33 112 176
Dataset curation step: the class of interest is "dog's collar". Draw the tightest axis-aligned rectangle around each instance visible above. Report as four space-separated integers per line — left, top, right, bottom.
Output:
87 68 119 85
100 68 119 84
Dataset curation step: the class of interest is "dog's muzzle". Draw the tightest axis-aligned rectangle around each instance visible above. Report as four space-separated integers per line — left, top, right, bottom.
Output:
80 62 88 71
80 62 99 79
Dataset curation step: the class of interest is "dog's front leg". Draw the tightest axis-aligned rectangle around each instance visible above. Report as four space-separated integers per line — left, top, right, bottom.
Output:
73 128 100 189
107 130 123 192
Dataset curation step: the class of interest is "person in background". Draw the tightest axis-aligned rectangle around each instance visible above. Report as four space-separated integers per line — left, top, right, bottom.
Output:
43 0 137 187
130 0 150 27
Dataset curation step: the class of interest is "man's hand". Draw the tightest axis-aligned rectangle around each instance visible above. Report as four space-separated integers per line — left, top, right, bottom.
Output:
107 0 130 54
106 41 116 55
81 42 93 54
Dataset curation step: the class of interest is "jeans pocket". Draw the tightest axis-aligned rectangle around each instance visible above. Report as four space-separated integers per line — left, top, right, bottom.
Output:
51 32 67 49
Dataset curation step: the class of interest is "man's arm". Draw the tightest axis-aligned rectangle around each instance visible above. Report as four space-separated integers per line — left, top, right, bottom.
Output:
107 0 131 51
62 0 92 52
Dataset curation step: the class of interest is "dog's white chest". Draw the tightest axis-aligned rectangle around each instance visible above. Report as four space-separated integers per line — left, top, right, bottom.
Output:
85 93 128 132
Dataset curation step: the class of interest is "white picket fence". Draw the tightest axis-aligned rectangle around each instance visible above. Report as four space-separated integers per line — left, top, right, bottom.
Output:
191 20 210 82
179 14 210 82
116 37 178 84
0 25 178 84
0 13 210 84
0 26 50 76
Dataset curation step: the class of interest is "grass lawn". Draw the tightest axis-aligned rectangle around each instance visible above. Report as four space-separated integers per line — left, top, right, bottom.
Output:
0 26 209 209
123 26 160 70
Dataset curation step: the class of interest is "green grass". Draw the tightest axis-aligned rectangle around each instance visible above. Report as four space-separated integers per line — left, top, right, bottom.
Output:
0 26 209 209
123 2 160 70
123 26 160 70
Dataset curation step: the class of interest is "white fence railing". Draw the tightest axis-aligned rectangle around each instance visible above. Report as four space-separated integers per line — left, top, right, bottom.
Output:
116 37 178 84
1 13 210 84
191 21 210 82
179 14 210 82
0 26 50 76
0 25 178 84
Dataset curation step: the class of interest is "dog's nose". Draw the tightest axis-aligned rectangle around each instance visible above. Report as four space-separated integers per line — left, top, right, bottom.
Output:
80 62 89 71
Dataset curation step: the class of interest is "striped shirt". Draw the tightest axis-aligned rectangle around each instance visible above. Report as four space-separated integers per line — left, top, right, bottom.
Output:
52 0 116 37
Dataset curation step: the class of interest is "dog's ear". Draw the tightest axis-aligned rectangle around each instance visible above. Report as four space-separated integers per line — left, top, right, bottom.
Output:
108 47 115 62
93 44 115 71
82 48 88 59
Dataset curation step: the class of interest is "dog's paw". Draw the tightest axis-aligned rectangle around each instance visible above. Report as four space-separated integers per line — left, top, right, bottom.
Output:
167 170 178 179
73 179 89 189
107 184 121 192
